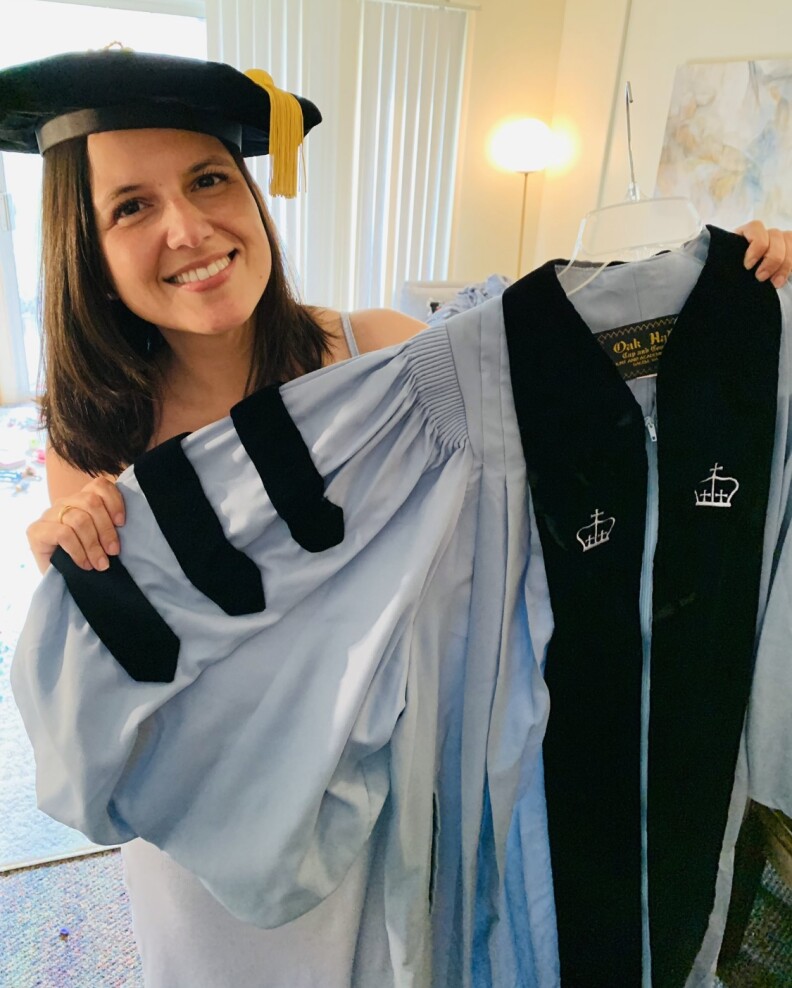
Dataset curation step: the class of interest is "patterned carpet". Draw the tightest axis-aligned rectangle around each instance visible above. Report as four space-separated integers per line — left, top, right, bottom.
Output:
716 864 792 987
0 847 789 987
0 404 101 871
0 850 143 988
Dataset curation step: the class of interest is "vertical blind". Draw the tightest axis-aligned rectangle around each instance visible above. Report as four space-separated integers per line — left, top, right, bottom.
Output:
354 0 467 307
206 0 469 310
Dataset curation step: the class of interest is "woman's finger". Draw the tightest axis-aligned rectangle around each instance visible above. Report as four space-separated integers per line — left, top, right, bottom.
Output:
92 476 126 527
28 477 125 575
754 228 787 283
736 222 792 288
50 501 113 570
67 490 120 555
736 221 769 270
771 232 792 289
27 519 91 573
77 476 126 528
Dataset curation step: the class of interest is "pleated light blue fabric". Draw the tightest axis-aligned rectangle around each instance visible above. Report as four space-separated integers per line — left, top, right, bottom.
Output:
12 312 555 987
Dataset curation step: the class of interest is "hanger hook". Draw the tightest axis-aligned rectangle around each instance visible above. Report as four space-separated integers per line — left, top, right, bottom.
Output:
625 81 639 201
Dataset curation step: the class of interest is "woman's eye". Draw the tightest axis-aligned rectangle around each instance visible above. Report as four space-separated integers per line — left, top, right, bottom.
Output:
195 171 229 190
113 199 143 222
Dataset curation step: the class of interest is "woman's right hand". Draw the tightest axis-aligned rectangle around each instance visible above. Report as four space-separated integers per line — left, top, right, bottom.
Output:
27 477 126 576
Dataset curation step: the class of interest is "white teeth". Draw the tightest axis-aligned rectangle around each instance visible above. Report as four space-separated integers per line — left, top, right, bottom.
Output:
171 253 232 285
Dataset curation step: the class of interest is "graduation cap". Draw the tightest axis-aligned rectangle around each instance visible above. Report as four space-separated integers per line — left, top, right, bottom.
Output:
0 46 322 197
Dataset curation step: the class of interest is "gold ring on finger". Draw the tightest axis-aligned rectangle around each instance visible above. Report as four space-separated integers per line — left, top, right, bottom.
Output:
58 504 77 525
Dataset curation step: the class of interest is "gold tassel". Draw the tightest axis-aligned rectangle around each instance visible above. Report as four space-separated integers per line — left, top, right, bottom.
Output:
244 69 305 199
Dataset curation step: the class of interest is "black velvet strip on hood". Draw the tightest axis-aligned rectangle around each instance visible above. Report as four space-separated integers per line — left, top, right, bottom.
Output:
51 547 180 683
134 433 266 616
502 227 780 987
231 385 345 553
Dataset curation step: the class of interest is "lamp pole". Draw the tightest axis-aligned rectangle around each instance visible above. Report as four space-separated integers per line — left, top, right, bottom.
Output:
488 117 553 281
517 170 530 280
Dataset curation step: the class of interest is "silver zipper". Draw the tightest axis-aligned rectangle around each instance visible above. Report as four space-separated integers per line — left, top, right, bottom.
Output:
640 412 659 988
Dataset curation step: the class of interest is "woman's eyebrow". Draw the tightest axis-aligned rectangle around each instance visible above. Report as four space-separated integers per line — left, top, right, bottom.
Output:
186 155 232 174
99 156 233 207
100 182 142 208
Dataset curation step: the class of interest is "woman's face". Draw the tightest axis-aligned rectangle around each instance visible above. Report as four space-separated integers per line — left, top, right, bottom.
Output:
89 128 272 338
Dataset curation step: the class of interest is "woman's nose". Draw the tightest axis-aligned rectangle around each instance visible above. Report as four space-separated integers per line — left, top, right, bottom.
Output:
163 197 214 250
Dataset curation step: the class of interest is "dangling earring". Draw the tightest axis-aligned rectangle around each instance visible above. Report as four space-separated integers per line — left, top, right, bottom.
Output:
106 291 118 302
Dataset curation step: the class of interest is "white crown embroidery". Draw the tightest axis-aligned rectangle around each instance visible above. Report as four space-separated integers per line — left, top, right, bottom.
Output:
694 463 740 508
576 509 616 551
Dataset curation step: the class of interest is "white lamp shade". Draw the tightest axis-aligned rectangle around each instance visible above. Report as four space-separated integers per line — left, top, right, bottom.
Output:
489 118 553 174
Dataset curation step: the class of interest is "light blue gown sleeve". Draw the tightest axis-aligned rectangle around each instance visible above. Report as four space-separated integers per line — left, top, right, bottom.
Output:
11 326 474 929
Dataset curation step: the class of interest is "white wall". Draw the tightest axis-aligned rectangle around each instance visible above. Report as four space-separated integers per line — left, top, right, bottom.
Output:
534 0 792 265
450 0 566 282
533 0 630 265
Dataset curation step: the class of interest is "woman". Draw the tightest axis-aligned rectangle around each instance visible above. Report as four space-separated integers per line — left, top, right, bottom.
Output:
6 49 792 988
5 49 427 988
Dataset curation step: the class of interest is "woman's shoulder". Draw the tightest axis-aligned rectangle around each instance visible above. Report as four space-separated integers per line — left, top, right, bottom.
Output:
314 307 427 356
45 445 111 500
347 308 427 353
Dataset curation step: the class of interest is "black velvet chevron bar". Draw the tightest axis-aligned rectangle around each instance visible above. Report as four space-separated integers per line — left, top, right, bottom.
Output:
51 547 179 683
231 385 344 553
133 434 265 616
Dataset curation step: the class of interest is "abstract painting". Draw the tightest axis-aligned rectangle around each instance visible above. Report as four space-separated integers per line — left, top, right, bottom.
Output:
656 59 792 229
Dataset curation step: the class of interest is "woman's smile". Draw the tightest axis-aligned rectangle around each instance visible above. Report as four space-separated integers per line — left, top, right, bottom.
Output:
164 249 238 290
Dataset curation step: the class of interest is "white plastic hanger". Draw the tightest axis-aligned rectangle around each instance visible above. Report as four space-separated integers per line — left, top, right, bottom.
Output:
557 83 704 296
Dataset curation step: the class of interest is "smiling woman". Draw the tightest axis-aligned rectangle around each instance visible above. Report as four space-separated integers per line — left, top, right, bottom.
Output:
39 127 330 474
1 49 437 988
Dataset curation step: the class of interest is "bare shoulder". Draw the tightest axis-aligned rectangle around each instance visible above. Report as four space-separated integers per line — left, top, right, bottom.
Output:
310 305 426 360
347 308 427 354
45 445 96 502
45 445 117 503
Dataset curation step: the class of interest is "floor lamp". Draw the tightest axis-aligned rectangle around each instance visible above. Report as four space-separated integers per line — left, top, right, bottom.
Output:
489 118 552 279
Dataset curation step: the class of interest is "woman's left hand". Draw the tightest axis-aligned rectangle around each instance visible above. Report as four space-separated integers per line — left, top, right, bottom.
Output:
736 221 792 289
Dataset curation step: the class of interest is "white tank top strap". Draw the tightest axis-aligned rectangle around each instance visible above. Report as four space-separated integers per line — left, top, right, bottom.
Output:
340 311 360 357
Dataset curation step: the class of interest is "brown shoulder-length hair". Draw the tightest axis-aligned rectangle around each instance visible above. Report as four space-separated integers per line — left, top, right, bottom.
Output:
39 136 330 476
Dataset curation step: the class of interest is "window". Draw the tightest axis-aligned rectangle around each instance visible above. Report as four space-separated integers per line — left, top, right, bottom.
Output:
0 0 207 402
353 0 469 308
207 0 470 311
